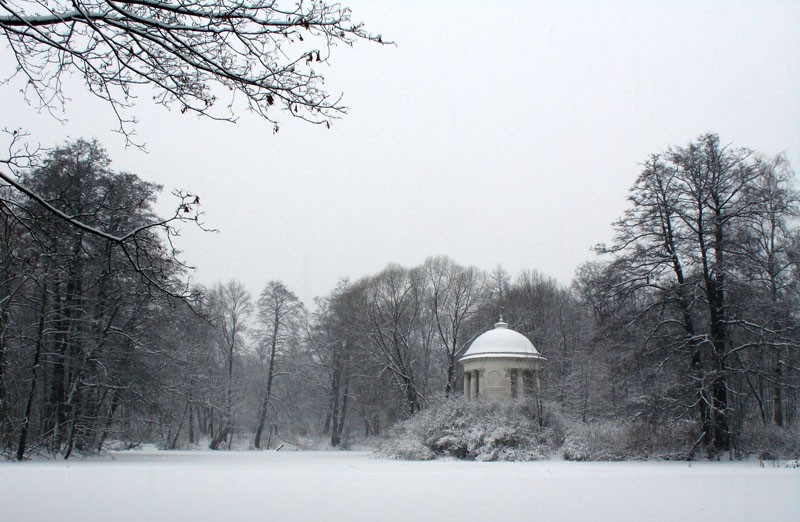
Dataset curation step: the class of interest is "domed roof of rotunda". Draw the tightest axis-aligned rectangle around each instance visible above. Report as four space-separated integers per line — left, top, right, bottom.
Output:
459 320 543 361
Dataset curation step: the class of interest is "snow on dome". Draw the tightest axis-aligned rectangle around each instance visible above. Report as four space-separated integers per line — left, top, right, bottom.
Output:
459 321 542 361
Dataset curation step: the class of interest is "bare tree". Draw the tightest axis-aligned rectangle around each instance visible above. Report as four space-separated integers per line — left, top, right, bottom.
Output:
731 154 800 428
596 133 800 456
423 256 484 396
207 280 252 450
363 265 427 415
0 132 204 299
1 1 384 286
309 278 396 445
1 0 385 139
308 280 362 446
253 280 304 449
0 139 201 459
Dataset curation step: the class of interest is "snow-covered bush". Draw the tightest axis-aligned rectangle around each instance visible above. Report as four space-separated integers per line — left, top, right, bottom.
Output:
560 430 591 461
738 422 800 460
379 398 800 462
626 418 697 460
561 421 630 461
561 418 697 461
376 435 435 460
377 398 559 461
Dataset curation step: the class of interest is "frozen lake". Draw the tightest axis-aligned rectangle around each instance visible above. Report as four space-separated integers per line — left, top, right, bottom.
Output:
1 450 797 521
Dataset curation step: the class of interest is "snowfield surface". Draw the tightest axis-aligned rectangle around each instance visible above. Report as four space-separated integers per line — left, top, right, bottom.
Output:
1 450 797 522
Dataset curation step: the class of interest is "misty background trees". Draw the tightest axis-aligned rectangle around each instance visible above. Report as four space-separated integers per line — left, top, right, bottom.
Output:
1 134 797 460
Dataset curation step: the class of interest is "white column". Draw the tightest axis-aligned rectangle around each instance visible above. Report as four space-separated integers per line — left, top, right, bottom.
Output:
516 369 525 398
470 370 478 399
464 372 471 400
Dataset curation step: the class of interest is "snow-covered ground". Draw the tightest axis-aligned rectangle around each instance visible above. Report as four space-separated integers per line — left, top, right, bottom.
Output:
1 450 797 522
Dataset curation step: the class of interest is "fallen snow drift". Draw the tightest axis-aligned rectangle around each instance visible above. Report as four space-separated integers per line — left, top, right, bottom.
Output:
1 450 797 522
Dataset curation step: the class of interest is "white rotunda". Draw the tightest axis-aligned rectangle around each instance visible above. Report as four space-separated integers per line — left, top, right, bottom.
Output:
460 320 545 401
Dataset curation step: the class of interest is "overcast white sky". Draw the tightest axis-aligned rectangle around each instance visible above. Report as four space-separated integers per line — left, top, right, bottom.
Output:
4 1 799 306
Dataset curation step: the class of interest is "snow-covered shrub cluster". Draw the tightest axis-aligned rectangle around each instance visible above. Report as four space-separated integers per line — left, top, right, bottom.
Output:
377 398 743 461
381 436 436 460
376 398 561 461
737 422 800 460
561 418 697 461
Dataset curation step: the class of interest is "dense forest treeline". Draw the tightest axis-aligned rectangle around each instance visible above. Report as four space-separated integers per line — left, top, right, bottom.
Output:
1 134 798 460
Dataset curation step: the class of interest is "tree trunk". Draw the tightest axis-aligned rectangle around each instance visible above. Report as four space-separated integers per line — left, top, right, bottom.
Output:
188 402 195 445
96 389 119 453
16 290 48 460
254 314 280 449
332 376 350 447
444 353 455 397
253 355 276 448
329 365 341 447
774 364 784 427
